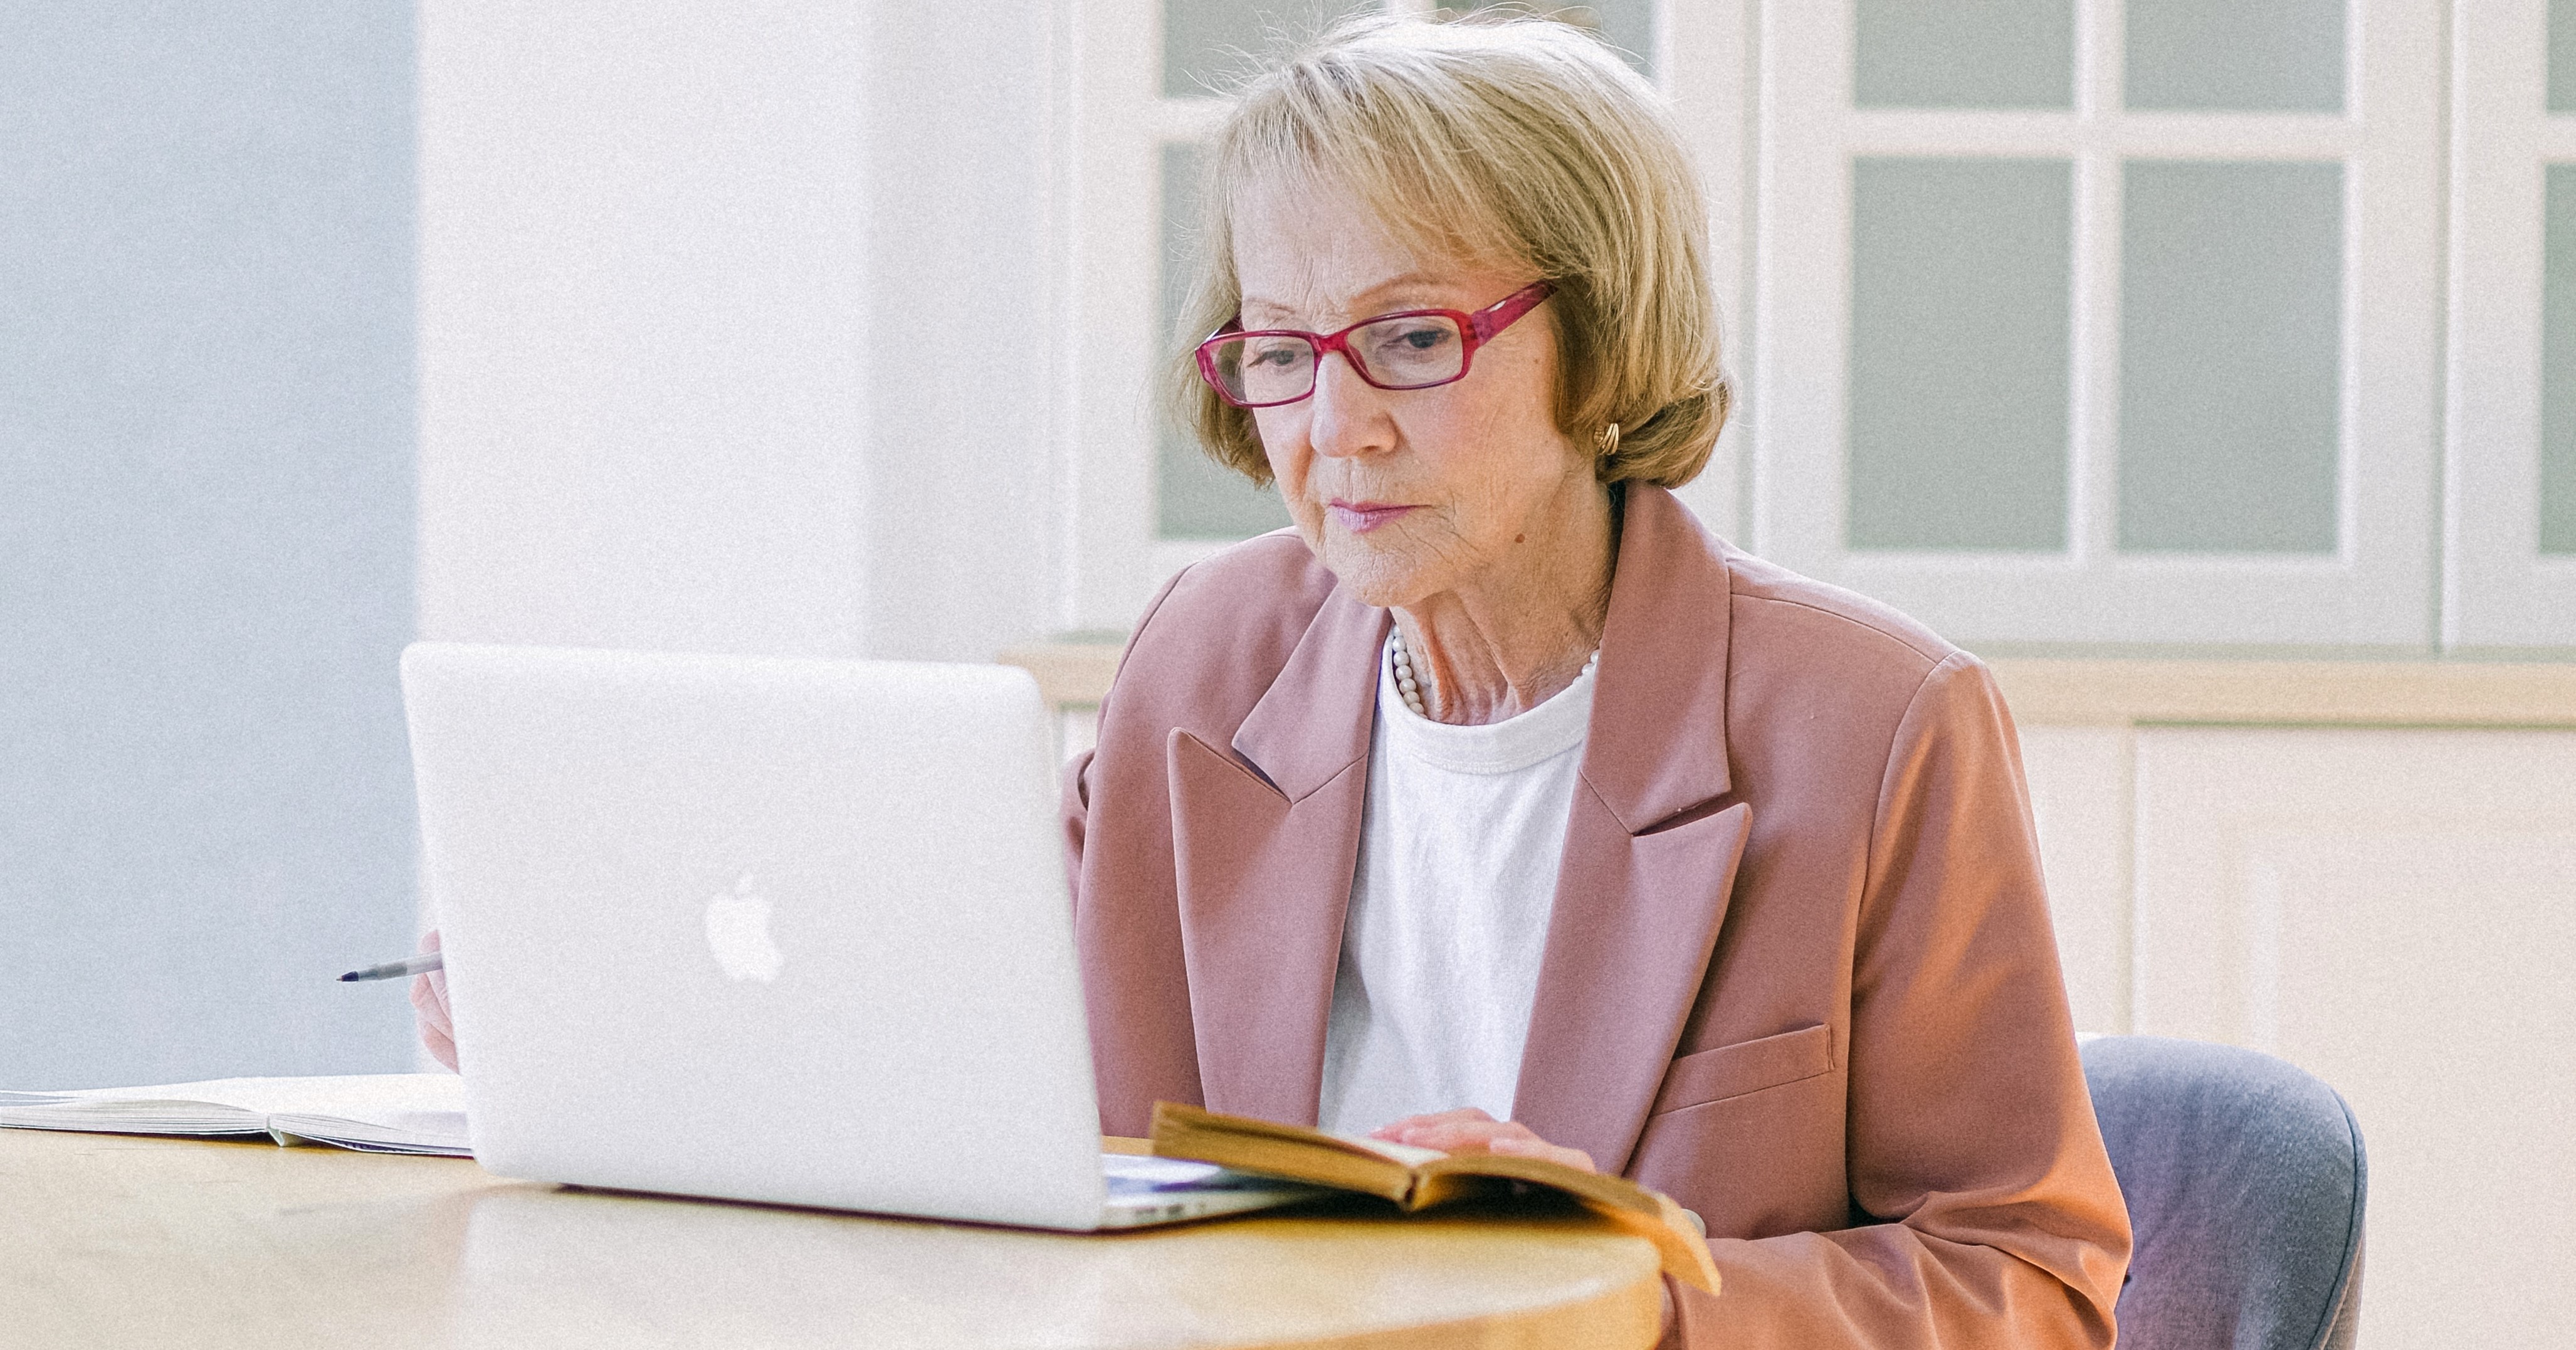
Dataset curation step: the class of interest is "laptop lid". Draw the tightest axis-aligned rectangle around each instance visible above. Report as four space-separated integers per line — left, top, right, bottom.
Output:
401 642 1110 1230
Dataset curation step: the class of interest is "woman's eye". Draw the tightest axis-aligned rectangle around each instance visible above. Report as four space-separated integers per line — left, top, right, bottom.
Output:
1387 325 1451 352
1245 342 1305 369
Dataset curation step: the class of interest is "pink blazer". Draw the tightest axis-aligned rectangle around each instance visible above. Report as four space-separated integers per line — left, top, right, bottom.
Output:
1063 485 2131 1347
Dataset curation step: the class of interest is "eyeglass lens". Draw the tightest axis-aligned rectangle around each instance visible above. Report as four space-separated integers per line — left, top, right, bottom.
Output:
1209 313 1468 404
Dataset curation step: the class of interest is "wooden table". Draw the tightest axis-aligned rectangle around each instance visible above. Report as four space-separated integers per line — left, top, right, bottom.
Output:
0 1129 1664 1349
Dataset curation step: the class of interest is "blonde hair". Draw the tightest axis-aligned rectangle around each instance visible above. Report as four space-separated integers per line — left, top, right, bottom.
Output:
1170 13 1729 489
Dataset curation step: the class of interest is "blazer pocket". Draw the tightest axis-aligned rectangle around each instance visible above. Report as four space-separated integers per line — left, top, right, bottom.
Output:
1650 1023 1835 1115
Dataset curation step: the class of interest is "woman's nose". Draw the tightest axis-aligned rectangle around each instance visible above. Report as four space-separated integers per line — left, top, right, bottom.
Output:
1305 352 1392 460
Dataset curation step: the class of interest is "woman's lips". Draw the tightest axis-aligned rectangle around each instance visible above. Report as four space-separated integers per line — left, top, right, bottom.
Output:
1327 500 1417 533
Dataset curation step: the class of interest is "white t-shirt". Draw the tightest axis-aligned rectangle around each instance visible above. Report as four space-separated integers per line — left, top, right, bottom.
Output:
1317 634 1594 1135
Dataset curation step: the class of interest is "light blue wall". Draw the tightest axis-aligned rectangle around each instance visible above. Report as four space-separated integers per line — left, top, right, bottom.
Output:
0 3 419 1085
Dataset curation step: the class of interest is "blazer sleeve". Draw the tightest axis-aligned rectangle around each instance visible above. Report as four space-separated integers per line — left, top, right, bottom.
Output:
1056 568 1214 1137
1663 653 2132 1349
1058 565 1186 919
1060 746 1096 903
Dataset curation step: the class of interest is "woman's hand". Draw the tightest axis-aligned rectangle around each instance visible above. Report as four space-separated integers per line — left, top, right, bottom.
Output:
1375 1112 1657 1332
1370 1107 1596 1173
410 929 458 1072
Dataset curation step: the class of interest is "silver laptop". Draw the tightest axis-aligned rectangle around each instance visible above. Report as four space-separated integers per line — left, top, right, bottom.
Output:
401 641 1312 1230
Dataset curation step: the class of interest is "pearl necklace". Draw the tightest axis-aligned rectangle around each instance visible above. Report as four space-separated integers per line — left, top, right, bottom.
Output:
1387 629 1599 721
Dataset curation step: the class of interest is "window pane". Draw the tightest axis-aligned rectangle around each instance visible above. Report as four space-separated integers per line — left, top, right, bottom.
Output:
2118 162 2343 553
1164 0 1372 98
1160 142 1293 540
1451 2 1655 76
1855 0 2072 110
2555 0 2576 113
1848 158 2073 551
1577 0 1654 76
2544 167 2576 553
2127 0 2345 113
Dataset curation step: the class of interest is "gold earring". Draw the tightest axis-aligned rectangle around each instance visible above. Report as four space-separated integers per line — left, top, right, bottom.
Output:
1596 422 1621 456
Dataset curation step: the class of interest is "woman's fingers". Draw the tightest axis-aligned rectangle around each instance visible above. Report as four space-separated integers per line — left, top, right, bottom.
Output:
1485 1131 1597 1173
411 929 458 1072
1372 1112 1598 1173
411 972 458 1071
1369 1107 1494 1140
416 1009 458 1072
1382 1116 1515 1149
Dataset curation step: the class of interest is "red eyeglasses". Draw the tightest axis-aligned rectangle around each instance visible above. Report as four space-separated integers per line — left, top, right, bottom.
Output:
1195 280 1555 408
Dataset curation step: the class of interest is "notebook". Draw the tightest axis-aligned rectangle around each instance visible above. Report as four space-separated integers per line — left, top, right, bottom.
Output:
0 1073 470 1156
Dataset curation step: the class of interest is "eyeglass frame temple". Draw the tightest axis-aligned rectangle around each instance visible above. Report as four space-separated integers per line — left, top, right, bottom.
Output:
1194 279 1556 408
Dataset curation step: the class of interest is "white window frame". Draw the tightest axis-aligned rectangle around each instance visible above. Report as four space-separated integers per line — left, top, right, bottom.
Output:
1046 0 1752 636
1051 0 1167 634
1751 0 2446 649
2444 0 2576 651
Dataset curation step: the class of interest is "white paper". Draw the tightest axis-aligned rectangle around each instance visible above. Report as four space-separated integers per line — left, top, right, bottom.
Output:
1 1073 470 1155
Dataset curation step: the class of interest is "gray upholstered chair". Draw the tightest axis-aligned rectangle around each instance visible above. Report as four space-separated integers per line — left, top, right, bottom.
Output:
2080 1036 2368 1350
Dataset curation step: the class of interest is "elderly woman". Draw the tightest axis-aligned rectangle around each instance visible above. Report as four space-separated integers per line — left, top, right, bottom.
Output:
1066 15 2129 1347
413 14 2127 1344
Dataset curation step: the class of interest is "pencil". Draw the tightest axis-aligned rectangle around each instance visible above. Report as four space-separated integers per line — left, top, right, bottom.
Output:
339 953 444 982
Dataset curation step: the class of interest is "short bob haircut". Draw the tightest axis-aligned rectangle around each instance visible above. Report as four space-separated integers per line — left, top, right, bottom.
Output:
1171 13 1730 491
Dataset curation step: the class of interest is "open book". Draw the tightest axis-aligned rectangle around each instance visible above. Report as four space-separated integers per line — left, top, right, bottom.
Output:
1150 1101 1720 1295
0 1073 470 1157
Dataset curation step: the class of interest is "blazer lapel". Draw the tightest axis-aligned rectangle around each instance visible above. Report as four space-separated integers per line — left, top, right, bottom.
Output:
1168 588 1387 1124
1514 487 1751 1176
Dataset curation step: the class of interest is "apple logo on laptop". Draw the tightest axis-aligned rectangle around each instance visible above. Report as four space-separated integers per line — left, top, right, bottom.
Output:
703 873 785 983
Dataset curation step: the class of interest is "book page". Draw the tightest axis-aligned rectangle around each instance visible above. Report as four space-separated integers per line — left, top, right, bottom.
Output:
266 1110 471 1156
1 1073 468 1151
26 1073 465 1124
1330 1132 1444 1167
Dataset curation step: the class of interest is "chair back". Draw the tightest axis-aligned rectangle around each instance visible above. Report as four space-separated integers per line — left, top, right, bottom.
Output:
2081 1036 2367 1350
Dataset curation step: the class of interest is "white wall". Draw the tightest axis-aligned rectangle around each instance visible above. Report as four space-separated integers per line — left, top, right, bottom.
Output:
2020 725 2133 1035
2130 728 2576 1350
2022 724 2576 1350
419 0 1057 663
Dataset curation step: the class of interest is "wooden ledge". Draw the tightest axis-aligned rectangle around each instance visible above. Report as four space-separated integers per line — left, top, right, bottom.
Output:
997 641 1125 708
1985 659 2576 727
1001 641 2576 729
